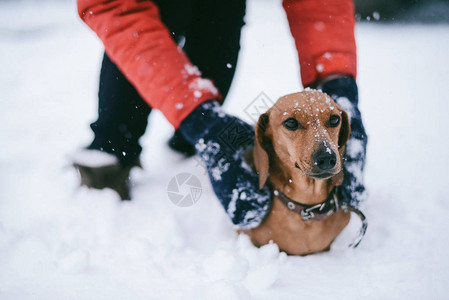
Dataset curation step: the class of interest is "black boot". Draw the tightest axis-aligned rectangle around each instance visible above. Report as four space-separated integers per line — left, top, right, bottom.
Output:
72 149 141 200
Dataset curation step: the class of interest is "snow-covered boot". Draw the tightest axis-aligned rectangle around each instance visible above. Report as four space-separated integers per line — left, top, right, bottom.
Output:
72 149 140 200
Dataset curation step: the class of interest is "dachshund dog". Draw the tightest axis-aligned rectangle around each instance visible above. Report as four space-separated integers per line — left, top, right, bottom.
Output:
242 90 353 255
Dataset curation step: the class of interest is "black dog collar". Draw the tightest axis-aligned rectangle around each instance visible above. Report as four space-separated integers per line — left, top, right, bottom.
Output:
271 184 339 222
268 181 368 248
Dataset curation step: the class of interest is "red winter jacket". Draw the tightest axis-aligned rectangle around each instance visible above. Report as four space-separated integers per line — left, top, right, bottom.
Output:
77 0 356 129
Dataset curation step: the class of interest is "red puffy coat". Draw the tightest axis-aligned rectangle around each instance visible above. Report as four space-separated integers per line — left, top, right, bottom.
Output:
77 0 356 128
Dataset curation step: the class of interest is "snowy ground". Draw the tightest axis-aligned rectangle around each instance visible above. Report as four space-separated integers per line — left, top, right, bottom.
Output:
1 1 449 299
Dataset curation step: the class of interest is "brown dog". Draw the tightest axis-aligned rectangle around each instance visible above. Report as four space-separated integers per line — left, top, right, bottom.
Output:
242 90 352 255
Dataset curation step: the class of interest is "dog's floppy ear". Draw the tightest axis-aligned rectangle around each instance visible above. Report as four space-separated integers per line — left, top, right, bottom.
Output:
254 113 270 189
338 110 351 147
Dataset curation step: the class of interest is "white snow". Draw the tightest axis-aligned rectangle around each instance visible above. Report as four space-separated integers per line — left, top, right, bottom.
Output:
335 96 354 120
193 90 202 98
189 78 219 97
184 64 201 76
227 190 239 220
71 149 118 167
1 0 449 299
346 138 365 159
211 157 230 181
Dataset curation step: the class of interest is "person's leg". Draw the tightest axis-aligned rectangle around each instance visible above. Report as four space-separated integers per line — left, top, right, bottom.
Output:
73 54 151 200
82 0 246 163
86 0 195 159
167 0 246 155
88 53 152 166
185 0 246 99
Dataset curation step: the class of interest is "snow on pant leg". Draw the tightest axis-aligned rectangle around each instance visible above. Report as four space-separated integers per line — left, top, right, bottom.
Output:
89 53 152 166
183 0 246 100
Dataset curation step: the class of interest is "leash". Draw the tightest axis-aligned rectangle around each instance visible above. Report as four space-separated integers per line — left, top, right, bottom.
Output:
268 182 367 248
341 203 368 248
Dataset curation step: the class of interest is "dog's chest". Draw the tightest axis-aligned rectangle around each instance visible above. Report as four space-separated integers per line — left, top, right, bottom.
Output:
244 198 350 255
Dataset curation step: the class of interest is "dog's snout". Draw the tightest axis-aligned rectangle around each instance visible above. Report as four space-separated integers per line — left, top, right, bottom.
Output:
312 148 337 171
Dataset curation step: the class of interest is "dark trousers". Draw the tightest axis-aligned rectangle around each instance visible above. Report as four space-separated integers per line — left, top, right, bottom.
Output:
88 0 246 165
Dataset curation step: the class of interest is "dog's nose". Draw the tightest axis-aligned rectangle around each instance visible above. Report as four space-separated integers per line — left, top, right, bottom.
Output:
312 148 337 171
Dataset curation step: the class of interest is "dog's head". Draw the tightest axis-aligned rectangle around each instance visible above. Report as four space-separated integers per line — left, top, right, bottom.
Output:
254 90 350 189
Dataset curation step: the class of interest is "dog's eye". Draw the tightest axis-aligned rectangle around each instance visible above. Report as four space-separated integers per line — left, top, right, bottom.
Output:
328 115 341 127
282 118 301 131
